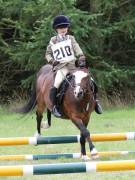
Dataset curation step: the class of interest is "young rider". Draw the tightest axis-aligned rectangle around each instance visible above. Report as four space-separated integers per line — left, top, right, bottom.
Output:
45 15 102 117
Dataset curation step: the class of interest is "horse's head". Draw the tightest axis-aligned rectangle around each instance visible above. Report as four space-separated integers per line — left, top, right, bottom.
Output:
72 69 90 100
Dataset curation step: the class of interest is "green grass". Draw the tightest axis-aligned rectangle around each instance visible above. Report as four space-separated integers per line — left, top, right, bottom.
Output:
0 106 135 179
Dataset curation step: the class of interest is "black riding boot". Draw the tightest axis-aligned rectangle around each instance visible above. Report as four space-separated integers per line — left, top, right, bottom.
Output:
50 87 62 117
95 99 103 114
91 78 103 114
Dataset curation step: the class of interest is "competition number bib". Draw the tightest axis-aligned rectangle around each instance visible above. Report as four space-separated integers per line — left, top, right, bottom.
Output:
51 39 75 63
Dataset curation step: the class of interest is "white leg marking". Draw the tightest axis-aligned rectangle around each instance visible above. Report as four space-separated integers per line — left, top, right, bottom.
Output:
91 148 99 159
41 121 50 129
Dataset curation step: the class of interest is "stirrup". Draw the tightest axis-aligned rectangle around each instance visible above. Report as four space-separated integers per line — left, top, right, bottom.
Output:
95 100 103 114
52 106 62 117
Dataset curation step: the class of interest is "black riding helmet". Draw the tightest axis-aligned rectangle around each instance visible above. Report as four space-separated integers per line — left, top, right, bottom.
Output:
53 15 70 29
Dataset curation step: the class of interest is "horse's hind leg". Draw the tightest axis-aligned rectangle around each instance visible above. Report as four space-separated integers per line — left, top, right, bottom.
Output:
41 109 51 129
36 111 43 136
47 109 51 126
35 103 45 137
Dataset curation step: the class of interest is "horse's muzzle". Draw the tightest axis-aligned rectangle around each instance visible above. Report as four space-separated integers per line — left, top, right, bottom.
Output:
78 90 83 98
74 88 84 100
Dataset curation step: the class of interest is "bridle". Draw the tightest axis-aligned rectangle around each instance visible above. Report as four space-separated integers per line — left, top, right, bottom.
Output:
64 72 92 95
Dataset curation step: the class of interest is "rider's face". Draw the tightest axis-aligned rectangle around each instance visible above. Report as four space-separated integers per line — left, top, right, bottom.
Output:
56 27 68 36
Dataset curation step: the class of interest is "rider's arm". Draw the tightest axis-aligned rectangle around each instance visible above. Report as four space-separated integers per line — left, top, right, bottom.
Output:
70 35 86 67
45 36 58 64
45 43 54 64
70 35 84 58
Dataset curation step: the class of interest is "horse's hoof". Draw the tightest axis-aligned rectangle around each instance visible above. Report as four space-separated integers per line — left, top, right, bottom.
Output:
41 121 50 129
91 148 99 159
33 132 41 146
81 155 91 161
91 154 99 160
34 132 41 138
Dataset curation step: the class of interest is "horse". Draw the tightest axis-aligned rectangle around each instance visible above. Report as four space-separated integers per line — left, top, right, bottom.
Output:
20 64 98 159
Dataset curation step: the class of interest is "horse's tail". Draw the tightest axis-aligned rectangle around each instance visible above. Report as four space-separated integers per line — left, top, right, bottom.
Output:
16 88 37 113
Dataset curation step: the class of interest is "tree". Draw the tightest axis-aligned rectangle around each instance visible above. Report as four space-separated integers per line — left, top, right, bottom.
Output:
0 0 135 104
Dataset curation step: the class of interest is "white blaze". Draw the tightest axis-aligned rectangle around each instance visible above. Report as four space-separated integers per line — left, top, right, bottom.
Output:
73 71 88 98
73 71 88 85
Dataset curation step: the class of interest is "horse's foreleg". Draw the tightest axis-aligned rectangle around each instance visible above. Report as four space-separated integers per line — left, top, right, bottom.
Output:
80 133 87 159
72 119 98 159
80 133 86 155
47 109 51 126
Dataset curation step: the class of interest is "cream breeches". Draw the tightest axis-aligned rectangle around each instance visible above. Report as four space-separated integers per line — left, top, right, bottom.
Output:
54 67 69 88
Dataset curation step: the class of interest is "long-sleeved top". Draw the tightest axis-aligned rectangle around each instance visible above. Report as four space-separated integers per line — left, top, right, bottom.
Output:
45 34 84 70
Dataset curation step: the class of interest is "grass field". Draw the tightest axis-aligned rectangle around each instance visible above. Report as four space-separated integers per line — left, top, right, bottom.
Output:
0 105 135 179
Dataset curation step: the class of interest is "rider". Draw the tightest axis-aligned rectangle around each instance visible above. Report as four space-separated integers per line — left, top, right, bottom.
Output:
45 15 102 117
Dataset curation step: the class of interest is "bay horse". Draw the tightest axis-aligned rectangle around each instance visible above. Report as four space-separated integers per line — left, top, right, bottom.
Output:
21 64 98 159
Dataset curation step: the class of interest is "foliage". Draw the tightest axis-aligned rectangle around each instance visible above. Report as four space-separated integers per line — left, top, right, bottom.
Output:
0 0 135 103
